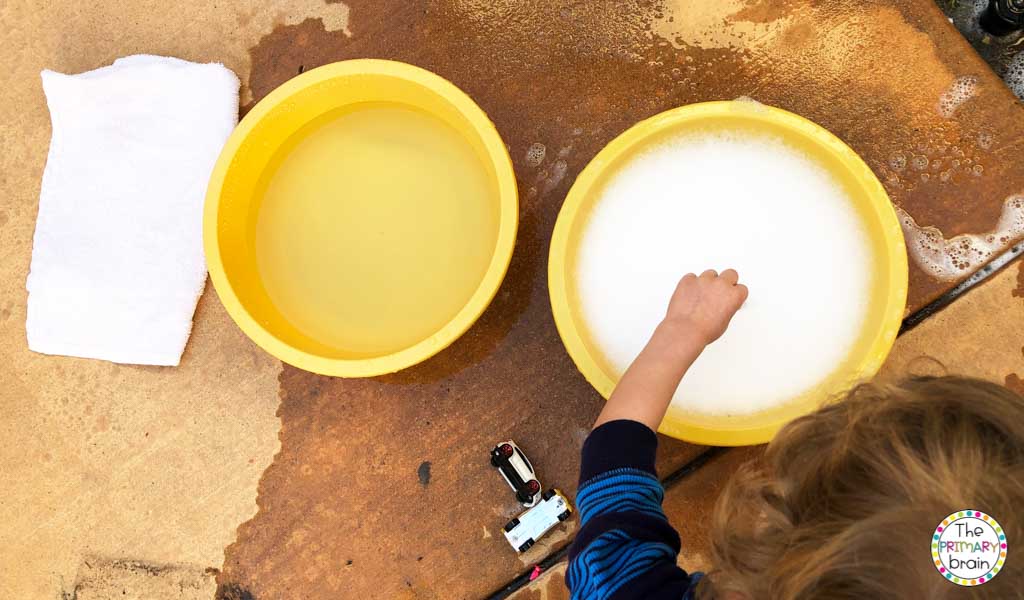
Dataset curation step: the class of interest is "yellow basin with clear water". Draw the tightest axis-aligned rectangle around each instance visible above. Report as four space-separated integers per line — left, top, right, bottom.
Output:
205 60 517 377
548 101 908 446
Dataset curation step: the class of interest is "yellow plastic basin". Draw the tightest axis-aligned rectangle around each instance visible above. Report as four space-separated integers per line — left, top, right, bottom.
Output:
205 60 517 376
548 101 908 446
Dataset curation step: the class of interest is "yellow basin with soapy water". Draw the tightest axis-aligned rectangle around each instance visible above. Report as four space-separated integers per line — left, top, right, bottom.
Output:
548 101 908 446
205 60 518 377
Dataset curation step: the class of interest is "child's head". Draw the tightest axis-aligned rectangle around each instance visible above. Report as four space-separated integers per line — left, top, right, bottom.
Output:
704 376 1024 599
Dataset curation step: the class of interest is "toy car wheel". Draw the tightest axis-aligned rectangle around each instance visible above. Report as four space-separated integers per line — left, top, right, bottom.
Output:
541 489 555 501
499 443 514 458
490 455 499 467
504 518 520 533
558 510 572 522
518 539 534 552
516 490 533 503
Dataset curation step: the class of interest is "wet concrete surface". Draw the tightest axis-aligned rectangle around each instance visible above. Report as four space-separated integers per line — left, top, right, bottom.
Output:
216 307 704 599
219 2 1024 598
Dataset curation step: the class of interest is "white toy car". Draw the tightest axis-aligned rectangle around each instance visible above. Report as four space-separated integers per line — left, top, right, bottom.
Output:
490 440 541 506
503 489 574 553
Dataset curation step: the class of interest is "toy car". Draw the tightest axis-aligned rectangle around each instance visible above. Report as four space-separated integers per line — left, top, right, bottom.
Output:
490 440 542 506
503 489 573 553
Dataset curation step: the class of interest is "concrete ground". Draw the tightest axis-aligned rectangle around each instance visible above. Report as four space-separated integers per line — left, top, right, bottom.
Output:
1 1 1022 599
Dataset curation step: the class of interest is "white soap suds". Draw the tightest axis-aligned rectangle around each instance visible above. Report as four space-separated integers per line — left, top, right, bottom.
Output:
938 75 978 118
542 159 569 195
575 132 873 416
732 95 771 115
1006 52 1024 102
978 130 994 150
526 142 547 167
898 194 1024 281
734 95 760 103
890 153 908 171
963 0 995 38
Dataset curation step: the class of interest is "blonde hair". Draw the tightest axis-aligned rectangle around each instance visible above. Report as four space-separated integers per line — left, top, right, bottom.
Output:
703 376 1024 599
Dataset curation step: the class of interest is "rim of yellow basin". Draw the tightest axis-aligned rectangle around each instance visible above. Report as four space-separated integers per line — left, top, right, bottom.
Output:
204 59 518 377
548 101 908 446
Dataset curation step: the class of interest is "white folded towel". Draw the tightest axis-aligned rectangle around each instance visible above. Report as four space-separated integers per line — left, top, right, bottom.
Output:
26 55 240 366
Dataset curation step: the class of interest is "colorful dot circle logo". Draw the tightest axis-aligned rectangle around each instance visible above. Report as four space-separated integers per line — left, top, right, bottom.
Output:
932 510 1007 586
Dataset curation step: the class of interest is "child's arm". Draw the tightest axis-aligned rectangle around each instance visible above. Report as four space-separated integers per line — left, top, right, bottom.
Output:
567 270 747 600
594 269 748 431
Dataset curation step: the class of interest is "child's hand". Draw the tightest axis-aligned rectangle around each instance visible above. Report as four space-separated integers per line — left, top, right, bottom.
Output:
593 268 748 431
665 269 748 346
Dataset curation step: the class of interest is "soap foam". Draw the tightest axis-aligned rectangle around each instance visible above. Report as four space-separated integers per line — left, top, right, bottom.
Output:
949 0 995 39
575 131 873 416
898 195 1024 281
937 75 978 118
526 142 547 167
1006 52 1024 102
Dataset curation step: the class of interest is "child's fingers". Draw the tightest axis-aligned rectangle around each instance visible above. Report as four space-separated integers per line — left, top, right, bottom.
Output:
675 273 698 293
735 283 749 304
700 269 718 279
720 269 739 285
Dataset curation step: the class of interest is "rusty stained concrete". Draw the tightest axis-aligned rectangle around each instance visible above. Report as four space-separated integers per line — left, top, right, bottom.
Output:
216 334 702 599
505 562 569 600
221 1 1024 598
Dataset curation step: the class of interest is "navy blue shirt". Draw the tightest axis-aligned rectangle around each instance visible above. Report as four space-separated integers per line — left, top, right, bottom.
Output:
567 419 701 600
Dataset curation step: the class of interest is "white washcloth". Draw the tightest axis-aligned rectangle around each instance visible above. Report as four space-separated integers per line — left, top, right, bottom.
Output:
26 55 240 366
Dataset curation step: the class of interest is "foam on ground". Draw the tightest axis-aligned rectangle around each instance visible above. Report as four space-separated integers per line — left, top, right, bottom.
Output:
1006 53 1024 101
526 142 547 167
898 194 1024 281
574 131 873 416
938 75 978 118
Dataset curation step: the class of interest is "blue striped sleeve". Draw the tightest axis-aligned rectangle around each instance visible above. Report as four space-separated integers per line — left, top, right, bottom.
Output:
567 530 678 600
567 420 697 600
576 468 666 526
